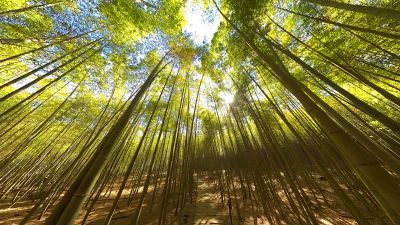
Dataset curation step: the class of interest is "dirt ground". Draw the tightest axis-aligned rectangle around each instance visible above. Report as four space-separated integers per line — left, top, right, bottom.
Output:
0 174 389 225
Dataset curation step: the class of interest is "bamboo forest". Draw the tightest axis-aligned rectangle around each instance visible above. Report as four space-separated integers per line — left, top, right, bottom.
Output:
1 0 400 224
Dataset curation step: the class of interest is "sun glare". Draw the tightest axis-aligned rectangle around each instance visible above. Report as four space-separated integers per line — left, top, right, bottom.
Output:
220 91 234 105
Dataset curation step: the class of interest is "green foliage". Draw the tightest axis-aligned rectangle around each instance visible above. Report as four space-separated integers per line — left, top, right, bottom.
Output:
1 0 400 223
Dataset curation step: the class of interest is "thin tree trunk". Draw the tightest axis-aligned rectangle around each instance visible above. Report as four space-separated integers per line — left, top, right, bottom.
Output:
212 2 400 224
44 55 168 225
279 8 400 40
302 0 400 21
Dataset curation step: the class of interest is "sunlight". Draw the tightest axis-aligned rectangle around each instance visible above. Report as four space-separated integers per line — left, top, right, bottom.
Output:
183 0 220 46
220 91 234 105
0 0 396 224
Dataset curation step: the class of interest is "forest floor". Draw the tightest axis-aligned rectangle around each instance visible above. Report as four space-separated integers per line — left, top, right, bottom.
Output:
0 173 389 225
181 176 234 224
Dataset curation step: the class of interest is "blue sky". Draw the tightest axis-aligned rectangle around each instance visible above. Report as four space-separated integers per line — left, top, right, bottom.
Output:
183 0 220 46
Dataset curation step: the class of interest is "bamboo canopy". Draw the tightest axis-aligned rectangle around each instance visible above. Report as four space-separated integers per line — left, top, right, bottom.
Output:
0 0 399 224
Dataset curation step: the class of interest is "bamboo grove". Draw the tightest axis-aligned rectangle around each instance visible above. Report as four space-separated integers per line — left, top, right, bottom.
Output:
0 0 399 224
